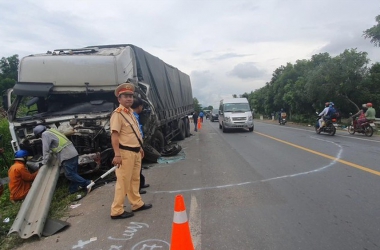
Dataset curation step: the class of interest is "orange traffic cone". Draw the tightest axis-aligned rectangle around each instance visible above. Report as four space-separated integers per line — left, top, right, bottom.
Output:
197 117 201 130
170 195 194 250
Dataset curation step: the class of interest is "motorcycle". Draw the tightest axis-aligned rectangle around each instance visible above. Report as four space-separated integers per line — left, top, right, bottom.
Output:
315 115 336 136
279 117 286 125
347 118 374 137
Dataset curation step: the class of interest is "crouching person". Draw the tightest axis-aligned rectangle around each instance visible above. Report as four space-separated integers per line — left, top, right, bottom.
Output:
8 150 38 202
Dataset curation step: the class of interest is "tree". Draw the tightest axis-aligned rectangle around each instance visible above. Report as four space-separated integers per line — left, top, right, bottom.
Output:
193 97 202 112
363 15 380 47
0 54 19 97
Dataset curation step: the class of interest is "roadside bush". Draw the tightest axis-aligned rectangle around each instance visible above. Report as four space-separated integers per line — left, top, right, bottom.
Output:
0 118 13 177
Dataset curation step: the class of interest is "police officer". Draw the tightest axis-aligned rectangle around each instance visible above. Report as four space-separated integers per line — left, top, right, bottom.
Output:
33 125 92 194
8 150 38 202
110 82 152 220
131 96 150 194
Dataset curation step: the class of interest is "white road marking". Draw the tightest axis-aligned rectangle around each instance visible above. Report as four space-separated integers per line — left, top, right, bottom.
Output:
153 137 343 194
189 194 201 250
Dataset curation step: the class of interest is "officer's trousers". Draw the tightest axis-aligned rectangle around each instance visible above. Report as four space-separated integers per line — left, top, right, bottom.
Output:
110 150 144 216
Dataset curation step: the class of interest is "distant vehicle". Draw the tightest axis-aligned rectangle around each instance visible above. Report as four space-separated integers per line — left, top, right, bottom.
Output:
218 98 254 132
210 109 219 122
204 109 211 119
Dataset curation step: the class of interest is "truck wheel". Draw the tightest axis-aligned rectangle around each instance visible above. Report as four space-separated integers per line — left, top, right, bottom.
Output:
249 126 254 132
185 118 191 137
143 145 161 163
152 130 164 153
176 119 186 140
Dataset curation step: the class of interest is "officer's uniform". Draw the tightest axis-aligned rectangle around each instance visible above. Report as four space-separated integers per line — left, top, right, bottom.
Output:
110 83 145 216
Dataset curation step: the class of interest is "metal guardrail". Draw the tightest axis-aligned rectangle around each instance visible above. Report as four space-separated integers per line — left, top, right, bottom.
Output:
8 156 60 239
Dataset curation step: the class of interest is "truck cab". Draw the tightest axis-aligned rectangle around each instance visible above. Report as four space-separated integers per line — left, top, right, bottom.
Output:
6 44 194 172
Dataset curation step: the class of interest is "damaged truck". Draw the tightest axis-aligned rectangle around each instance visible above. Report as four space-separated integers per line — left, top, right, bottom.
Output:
4 44 194 173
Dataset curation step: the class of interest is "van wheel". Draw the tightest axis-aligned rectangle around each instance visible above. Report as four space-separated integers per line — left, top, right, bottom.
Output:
185 118 191 137
176 119 186 140
151 130 164 153
222 123 227 133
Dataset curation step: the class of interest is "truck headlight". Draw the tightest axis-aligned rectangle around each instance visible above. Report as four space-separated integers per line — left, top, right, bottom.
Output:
224 117 231 122
248 116 253 121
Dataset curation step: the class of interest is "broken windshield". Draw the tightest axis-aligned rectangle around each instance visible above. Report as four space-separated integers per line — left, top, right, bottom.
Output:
14 92 116 120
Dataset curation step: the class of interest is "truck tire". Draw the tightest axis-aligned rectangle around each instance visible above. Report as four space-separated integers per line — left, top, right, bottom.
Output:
176 119 186 140
185 118 191 137
143 145 161 163
152 130 165 153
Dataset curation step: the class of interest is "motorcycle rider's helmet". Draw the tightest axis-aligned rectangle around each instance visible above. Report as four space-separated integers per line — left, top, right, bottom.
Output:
329 102 334 106
33 125 46 137
366 103 373 107
14 150 31 162
362 104 367 108
325 102 330 107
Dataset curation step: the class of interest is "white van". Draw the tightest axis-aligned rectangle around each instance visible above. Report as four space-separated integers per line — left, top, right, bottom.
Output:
218 98 254 132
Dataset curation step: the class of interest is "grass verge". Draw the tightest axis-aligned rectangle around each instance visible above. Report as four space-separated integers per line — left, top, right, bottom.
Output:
0 177 83 250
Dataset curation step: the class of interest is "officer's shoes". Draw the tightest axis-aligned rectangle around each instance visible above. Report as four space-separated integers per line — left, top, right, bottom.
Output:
111 211 134 219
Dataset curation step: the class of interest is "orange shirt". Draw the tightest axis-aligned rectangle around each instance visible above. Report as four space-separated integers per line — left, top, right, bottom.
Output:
8 161 38 201
110 104 142 147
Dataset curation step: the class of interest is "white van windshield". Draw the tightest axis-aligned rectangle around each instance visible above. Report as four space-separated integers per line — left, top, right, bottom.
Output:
224 103 250 112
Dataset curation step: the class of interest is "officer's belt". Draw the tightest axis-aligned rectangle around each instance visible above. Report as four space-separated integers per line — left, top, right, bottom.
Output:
119 144 140 153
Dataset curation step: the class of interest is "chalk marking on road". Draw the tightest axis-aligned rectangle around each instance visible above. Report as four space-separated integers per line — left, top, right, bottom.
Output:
189 194 201 250
108 222 149 241
109 246 123 250
153 137 343 194
72 238 94 249
131 239 169 250
256 132 380 177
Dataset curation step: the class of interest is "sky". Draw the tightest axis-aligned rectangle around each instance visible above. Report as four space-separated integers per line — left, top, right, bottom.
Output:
1 0 379 108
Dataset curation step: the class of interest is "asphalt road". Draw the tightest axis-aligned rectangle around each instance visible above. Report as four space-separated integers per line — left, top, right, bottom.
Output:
16 119 380 250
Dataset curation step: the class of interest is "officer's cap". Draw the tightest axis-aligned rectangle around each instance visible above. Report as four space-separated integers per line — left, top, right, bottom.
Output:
115 83 135 97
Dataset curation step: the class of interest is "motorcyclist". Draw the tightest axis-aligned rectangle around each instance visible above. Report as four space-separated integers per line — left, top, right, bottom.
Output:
351 104 367 119
278 108 286 124
358 102 376 127
326 102 336 120
317 102 330 131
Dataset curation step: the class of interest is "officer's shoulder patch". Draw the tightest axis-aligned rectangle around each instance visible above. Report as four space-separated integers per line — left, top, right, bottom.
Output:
114 107 123 113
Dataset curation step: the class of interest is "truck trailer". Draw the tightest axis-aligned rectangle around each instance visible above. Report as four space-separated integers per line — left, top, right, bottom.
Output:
4 44 194 172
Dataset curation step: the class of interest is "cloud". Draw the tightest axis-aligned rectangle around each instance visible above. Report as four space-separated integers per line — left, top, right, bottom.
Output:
228 62 267 79
1 0 379 109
